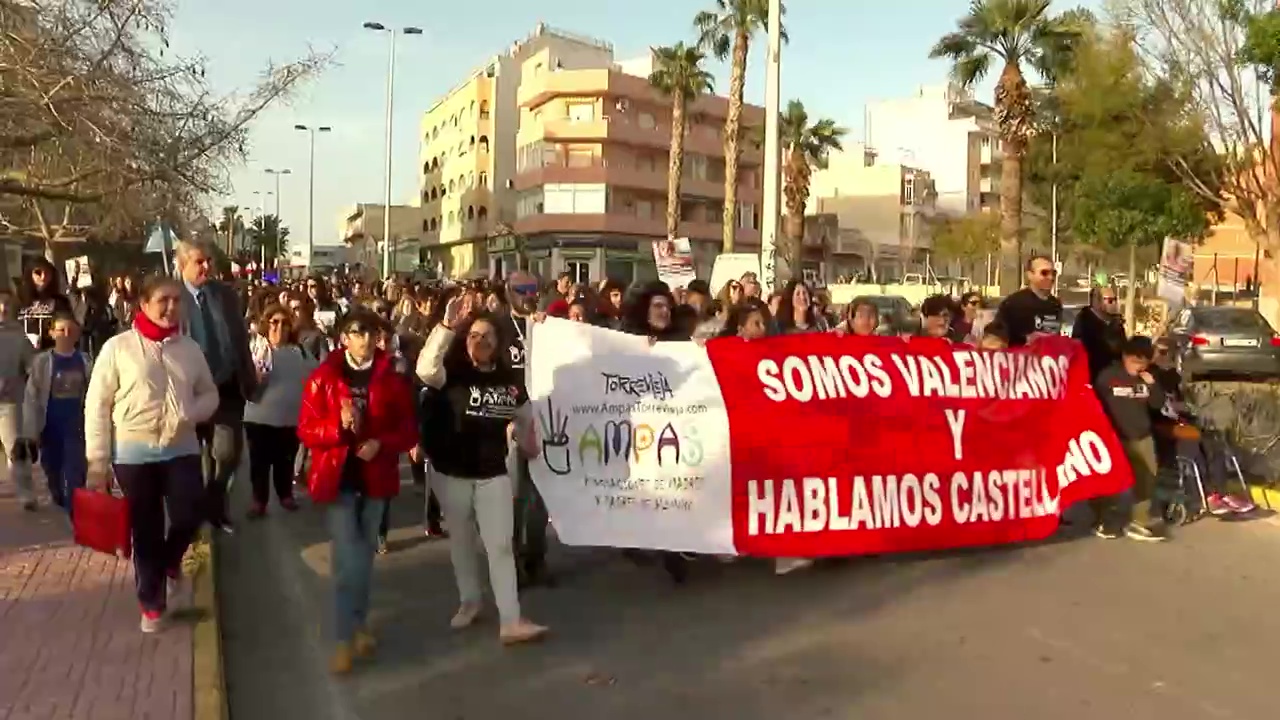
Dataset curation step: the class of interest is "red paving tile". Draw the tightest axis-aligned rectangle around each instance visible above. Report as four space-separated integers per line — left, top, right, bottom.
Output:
0 478 193 720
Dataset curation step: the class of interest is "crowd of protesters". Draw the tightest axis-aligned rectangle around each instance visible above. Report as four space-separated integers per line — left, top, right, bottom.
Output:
4 240 1261 676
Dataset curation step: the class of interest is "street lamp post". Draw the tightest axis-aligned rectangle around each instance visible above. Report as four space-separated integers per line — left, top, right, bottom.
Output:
364 21 423 279
264 168 292 270
294 124 332 272
759 0 783 293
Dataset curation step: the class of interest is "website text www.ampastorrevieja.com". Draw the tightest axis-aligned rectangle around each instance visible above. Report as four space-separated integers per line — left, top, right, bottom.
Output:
572 401 709 416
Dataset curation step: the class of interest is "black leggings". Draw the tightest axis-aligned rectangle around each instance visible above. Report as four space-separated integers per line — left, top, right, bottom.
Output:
244 423 299 505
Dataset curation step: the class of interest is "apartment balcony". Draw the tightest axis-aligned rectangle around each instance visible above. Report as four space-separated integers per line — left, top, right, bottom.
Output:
979 176 999 194
979 142 1003 165
521 117 762 165
512 161 761 202
513 212 760 245
519 69 761 123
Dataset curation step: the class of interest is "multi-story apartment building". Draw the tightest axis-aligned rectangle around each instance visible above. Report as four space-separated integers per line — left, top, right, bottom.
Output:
864 84 999 217
339 203 423 279
809 145 936 281
417 23 764 282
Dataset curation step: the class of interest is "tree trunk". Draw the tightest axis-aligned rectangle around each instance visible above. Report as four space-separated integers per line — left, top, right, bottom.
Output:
666 94 687 241
721 31 749 254
1124 241 1137 333
999 141 1023 296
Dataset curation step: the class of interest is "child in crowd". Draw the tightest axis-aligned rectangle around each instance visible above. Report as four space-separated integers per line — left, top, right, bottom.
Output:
1094 336 1167 542
0 291 36 510
23 313 91 513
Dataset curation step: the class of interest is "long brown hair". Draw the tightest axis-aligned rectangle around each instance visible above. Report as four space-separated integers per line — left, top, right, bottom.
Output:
259 303 297 344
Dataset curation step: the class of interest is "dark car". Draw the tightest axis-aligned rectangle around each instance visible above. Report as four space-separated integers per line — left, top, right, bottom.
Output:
1166 306 1280 381
864 295 916 336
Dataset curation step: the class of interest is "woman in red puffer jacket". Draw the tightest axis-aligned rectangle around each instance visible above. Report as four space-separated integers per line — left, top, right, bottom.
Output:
297 308 417 675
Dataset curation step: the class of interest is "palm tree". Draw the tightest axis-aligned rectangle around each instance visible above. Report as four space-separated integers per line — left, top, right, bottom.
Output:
649 43 715 241
929 0 1084 293
695 0 785 253
779 100 847 271
216 205 242 256
248 213 290 268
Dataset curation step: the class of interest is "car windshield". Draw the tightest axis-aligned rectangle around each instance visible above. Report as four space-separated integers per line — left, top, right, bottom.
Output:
869 297 903 315
1194 309 1273 334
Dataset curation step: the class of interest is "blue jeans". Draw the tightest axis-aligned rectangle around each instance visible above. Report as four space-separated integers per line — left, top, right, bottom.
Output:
327 493 387 644
42 422 87 512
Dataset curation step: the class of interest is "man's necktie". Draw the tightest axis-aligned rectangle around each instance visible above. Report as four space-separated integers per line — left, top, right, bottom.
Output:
198 290 226 379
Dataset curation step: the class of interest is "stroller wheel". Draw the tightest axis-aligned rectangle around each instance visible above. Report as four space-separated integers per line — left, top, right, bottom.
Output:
1164 502 1190 526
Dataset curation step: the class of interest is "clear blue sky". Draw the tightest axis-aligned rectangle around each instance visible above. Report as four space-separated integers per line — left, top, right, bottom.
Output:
171 0 1103 248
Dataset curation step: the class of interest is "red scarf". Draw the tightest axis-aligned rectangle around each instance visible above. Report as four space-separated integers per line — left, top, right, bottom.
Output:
133 312 178 342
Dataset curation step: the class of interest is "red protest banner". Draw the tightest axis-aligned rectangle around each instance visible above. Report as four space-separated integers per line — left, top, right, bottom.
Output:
706 334 1133 557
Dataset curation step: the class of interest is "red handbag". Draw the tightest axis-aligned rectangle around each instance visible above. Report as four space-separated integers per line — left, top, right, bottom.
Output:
72 487 132 559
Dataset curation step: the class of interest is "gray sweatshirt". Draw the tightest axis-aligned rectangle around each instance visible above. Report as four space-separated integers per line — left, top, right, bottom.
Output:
243 345 316 427
0 324 35 404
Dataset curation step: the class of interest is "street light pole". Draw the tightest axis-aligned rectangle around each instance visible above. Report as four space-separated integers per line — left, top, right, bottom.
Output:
759 0 782 294
264 168 292 270
294 125 332 272
364 22 422 279
1050 131 1059 295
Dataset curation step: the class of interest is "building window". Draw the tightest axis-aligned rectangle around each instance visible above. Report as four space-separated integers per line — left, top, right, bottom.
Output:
470 135 476 148
479 171 488 188
421 190 429 204
479 100 490 119
565 259 590 284
422 219 430 232
738 202 758 230
448 179 456 193
639 112 656 129
636 199 653 220
447 211 455 226
468 171 475 187
567 148 594 168
517 189 544 219
903 175 915 205
430 187 438 200
429 217 437 231
478 135 490 153
422 160 431 175
432 127 439 139
467 205 475 220
543 183 606 214
605 258 635 285
477 206 488 221
567 102 594 123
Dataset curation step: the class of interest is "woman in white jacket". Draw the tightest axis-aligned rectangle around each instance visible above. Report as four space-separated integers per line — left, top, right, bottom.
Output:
84 275 220 634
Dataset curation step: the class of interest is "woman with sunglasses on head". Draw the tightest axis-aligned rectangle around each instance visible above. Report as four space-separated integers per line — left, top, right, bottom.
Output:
415 292 548 645
84 276 220 634
297 309 418 674
243 304 316 518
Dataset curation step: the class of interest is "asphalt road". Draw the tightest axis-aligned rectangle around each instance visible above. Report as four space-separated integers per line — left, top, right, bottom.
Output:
218 476 1280 720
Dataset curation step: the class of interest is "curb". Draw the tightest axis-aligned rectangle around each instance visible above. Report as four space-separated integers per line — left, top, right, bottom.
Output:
1246 482 1280 512
191 527 227 720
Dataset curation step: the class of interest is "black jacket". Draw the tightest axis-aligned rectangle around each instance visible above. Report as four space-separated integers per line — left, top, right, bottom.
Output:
1072 308 1126 383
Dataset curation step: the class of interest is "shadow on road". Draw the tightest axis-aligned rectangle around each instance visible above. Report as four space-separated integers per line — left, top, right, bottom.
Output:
219 471 1070 720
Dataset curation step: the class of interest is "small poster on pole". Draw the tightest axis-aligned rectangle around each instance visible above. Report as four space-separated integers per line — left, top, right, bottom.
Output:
63 256 93 289
652 236 696 289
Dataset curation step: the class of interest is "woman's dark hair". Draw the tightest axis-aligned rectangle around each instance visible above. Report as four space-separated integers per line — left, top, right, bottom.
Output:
20 257 63 304
775 279 818 332
139 274 181 302
1121 335 1155 360
443 310 506 371
720 297 772 337
920 294 952 318
259 303 297 344
960 291 983 309
845 296 879 321
596 279 625 317
621 281 676 335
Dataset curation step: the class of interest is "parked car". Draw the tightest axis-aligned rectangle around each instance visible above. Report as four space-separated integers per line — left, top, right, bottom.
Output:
1166 306 1280 381
860 294 916 335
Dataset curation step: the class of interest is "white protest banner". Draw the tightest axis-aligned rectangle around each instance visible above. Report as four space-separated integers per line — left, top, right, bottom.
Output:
527 318 735 554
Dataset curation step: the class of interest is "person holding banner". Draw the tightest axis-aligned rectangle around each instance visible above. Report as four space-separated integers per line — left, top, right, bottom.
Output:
995 255 1063 346
416 292 549 645
775 280 829 334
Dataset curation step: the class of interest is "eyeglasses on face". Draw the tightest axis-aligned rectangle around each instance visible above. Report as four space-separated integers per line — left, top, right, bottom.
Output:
1035 268 1058 277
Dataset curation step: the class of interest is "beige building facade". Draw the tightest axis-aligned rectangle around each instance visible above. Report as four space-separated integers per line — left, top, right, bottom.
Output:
339 203 422 279
415 23 764 283
809 146 936 281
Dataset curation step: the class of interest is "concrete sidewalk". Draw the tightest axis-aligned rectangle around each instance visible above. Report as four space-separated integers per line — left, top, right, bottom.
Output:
0 477 218 720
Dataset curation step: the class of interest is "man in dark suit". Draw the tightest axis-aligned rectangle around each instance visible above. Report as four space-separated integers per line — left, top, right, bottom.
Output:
176 239 257 533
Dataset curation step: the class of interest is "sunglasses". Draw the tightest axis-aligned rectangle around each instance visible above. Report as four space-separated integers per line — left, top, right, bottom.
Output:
964 299 980 306
1101 296 1117 303
1036 269 1058 277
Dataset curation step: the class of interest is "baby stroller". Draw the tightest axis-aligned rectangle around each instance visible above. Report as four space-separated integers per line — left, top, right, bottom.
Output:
1153 415 1252 525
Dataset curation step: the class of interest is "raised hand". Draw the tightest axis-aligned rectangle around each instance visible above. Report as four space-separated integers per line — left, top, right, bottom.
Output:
442 293 474 329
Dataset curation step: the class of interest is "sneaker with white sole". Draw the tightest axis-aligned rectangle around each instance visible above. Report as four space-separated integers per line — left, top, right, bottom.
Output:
140 609 164 633
1124 522 1167 542
774 557 815 575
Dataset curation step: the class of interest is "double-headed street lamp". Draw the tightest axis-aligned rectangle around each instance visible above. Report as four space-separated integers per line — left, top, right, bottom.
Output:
294 124 332 271
364 21 423 279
